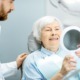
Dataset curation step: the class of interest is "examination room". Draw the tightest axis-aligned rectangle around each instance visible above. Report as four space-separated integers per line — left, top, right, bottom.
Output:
0 0 80 80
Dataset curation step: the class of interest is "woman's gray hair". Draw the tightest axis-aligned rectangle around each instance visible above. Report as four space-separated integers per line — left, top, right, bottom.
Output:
32 16 63 43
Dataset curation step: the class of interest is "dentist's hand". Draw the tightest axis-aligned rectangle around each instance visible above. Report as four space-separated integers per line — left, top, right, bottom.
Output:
16 53 27 69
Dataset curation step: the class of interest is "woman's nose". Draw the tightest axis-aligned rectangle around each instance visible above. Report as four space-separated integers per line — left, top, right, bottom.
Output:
51 30 56 36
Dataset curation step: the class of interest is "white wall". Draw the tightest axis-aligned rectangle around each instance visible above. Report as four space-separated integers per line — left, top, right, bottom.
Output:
46 0 80 26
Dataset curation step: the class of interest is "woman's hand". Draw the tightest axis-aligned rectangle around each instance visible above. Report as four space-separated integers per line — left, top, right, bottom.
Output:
60 55 76 76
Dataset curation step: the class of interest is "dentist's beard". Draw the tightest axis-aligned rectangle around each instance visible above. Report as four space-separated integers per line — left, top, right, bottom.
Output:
0 4 7 21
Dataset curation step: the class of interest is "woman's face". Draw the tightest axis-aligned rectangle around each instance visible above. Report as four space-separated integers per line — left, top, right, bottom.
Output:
41 21 62 51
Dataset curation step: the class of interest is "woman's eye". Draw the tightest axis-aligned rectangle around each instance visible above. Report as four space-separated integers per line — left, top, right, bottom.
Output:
55 28 59 30
46 29 51 31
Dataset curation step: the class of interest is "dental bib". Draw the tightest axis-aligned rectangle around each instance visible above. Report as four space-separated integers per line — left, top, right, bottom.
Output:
37 54 63 80
37 52 80 80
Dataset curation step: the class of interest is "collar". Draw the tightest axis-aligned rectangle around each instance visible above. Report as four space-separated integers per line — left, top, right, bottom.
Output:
40 46 62 56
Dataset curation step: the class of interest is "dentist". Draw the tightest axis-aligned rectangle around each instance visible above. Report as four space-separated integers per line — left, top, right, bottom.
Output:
0 0 27 80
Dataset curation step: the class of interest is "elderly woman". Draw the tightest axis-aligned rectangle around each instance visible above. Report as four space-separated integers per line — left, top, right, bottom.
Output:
22 16 80 80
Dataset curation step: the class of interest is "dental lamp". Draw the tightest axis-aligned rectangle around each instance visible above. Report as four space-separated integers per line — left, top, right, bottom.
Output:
49 0 80 16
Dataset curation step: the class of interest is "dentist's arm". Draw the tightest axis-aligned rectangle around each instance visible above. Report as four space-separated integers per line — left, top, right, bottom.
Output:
0 53 27 78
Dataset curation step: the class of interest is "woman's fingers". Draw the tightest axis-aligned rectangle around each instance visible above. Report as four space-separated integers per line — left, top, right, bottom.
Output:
65 55 76 71
60 55 77 75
